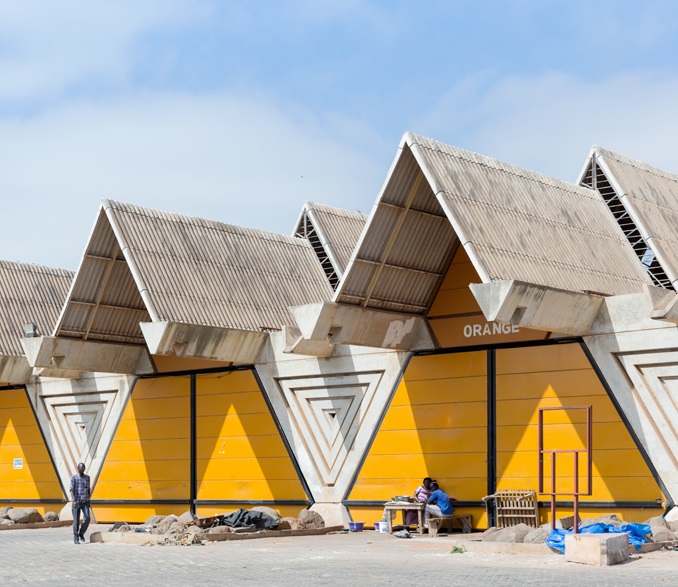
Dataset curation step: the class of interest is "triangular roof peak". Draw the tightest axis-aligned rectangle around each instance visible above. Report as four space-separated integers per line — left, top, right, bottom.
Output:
0 260 72 383
334 131 651 315
578 147 678 290
27 199 333 374
293 200 367 289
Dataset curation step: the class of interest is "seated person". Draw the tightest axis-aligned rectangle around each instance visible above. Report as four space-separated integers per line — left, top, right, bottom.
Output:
425 481 454 525
405 477 432 526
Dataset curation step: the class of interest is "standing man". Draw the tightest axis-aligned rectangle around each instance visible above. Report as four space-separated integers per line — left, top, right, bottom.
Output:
70 462 91 544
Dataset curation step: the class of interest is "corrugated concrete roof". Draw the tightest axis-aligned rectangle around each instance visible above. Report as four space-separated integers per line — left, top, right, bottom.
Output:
294 201 367 287
335 132 651 313
0 261 73 356
581 146 678 289
55 200 333 344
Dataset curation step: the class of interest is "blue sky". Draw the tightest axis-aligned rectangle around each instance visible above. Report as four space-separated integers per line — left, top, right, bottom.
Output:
2 0 678 268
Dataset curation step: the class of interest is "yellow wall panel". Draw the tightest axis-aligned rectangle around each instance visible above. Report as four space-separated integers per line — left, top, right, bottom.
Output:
0 388 63 501
196 390 268 416
429 287 480 317
398 377 487 405
497 344 591 374
380 402 487 431
196 371 306 503
403 351 486 381
94 504 182 523
196 435 290 460
197 480 304 501
349 352 488 517
197 371 261 394
95 377 191 503
495 370 605 401
369 428 487 455
495 344 665 513
427 246 546 348
198 413 278 438
95 370 306 522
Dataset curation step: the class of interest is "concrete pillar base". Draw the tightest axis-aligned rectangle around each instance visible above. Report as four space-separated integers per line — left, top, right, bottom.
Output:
310 503 351 528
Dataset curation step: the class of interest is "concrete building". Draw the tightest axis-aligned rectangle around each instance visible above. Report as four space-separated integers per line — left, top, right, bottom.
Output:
3 133 678 529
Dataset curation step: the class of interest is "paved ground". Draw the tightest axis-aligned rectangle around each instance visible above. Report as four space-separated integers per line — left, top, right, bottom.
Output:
1 525 677 586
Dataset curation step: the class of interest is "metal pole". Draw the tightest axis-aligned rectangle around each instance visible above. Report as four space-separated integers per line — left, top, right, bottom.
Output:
551 452 556 530
573 452 579 534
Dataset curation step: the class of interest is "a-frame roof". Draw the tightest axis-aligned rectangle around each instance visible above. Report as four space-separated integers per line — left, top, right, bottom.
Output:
0 261 73 356
293 201 367 289
578 146 678 290
335 132 652 314
54 200 333 345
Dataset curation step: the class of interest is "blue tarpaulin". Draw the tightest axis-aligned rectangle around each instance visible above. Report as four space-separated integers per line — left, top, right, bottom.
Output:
546 522 653 554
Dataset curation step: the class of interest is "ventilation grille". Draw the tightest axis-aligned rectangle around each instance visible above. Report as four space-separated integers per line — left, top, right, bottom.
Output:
582 161 672 288
295 214 340 290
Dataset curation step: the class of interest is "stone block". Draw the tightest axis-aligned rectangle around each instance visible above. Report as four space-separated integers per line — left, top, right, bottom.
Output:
43 511 59 522
298 509 324 529
158 515 179 534
251 506 282 524
644 516 668 528
565 533 629 566
482 523 531 543
145 514 166 526
8 508 43 524
649 527 676 542
178 511 197 524
523 527 550 544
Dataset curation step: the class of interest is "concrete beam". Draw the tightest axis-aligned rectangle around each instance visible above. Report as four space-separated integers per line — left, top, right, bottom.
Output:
469 280 604 335
140 321 267 364
288 302 435 355
648 284 678 323
21 336 154 376
282 325 334 357
0 355 33 384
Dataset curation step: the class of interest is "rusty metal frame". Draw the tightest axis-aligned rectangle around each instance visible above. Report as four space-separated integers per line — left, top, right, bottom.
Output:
538 405 592 533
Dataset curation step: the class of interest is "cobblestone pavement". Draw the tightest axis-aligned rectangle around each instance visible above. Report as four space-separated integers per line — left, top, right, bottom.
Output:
1 525 677 586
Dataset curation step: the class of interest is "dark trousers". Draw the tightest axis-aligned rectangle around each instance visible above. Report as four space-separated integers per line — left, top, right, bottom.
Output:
72 503 91 539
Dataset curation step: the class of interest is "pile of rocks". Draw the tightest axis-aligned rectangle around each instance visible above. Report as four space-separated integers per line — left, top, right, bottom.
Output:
0 506 59 526
482 514 678 545
109 506 325 545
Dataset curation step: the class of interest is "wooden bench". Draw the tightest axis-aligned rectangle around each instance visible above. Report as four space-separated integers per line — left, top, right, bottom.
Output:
428 514 473 537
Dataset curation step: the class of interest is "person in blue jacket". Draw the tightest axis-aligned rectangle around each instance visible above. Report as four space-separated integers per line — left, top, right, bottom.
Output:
425 481 454 526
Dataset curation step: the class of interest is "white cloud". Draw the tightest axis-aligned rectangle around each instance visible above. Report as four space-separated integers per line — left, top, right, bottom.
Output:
0 0 210 101
412 70 678 181
0 91 386 269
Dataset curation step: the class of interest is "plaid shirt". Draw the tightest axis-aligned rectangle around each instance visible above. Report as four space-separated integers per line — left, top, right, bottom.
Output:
70 473 91 503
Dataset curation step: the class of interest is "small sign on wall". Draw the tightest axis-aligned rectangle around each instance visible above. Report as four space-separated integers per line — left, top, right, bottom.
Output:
13 458 23 469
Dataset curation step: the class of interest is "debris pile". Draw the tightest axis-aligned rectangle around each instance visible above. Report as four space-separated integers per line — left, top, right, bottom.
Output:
108 506 325 546
481 514 678 546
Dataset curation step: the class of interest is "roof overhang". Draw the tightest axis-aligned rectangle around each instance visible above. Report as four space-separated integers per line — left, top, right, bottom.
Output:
285 301 436 356
21 336 154 376
469 280 605 335
0 355 33 385
648 286 678 323
140 321 268 364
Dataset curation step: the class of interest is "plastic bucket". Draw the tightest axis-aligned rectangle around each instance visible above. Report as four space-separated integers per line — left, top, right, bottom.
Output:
349 522 364 532
378 521 389 533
